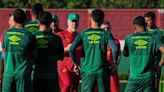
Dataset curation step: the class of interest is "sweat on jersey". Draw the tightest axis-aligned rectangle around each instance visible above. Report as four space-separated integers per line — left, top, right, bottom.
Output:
2 27 37 76
69 28 118 73
124 32 164 79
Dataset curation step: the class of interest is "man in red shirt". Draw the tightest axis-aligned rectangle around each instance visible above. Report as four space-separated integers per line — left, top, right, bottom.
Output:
57 12 81 92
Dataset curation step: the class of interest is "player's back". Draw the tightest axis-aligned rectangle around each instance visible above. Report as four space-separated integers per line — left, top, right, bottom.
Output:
2 27 35 76
25 20 39 33
125 32 157 79
79 28 110 73
34 29 63 78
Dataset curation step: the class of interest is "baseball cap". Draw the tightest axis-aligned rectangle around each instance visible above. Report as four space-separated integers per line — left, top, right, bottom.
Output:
68 13 79 21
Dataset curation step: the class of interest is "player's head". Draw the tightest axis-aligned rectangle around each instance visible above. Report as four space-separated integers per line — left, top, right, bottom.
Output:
91 9 104 26
50 14 59 30
133 16 146 32
38 11 52 27
32 3 43 19
144 11 156 29
101 20 111 31
67 12 79 32
12 8 26 25
8 14 15 28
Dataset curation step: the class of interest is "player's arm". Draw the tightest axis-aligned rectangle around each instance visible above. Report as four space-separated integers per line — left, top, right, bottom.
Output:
69 33 82 66
116 39 121 65
159 46 164 67
123 36 129 57
107 31 118 64
157 36 164 67
1 32 6 60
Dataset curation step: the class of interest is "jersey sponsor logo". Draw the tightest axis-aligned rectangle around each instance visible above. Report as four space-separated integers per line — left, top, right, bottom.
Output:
131 36 150 39
134 40 148 49
87 34 101 44
85 31 102 34
27 27 38 33
36 35 53 39
7 32 24 35
25 24 39 28
37 39 48 48
8 35 21 45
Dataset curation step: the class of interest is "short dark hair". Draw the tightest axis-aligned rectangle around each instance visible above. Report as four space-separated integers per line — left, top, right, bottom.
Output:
38 11 52 26
133 16 146 27
91 9 104 23
12 8 26 24
32 3 43 19
144 11 156 20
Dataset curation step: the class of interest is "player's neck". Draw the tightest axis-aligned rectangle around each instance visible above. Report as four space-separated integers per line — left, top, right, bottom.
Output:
91 22 99 28
39 25 48 31
137 28 146 32
32 16 37 21
14 23 23 29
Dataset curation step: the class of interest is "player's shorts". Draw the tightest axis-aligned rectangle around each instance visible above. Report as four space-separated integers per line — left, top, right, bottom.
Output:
81 69 110 92
2 73 32 92
125 77 155 92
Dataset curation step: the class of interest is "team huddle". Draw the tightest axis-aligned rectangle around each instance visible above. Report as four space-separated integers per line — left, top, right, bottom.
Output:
0 3 164 92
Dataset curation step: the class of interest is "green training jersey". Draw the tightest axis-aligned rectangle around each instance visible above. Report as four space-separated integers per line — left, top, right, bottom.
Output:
2 27 36 76
124 32 164 79
25 20 39 33
146 28 164 65
70 28 117 73
34 29 64 79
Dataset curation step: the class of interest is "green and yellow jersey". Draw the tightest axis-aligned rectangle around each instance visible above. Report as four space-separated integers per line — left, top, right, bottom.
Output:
33 29 64 79
124 32 164 79
25 20 39 33
69 28 118 73
2 27 36 76
146 28 164 66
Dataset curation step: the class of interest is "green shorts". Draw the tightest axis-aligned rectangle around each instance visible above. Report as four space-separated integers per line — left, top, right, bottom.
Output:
2 74 32 92
125 77 155 92
81 69 110 92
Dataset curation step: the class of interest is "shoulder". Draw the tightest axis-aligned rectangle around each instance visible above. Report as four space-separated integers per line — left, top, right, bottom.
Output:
25 21 39 28
54 34 62 40
78 28 91 36
57 30 67 35
125 34 133 40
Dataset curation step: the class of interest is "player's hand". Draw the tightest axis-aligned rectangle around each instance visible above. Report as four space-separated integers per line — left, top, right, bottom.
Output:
73 64 81 75
64 44 72 51
109 63 118 74
76 45 82 50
